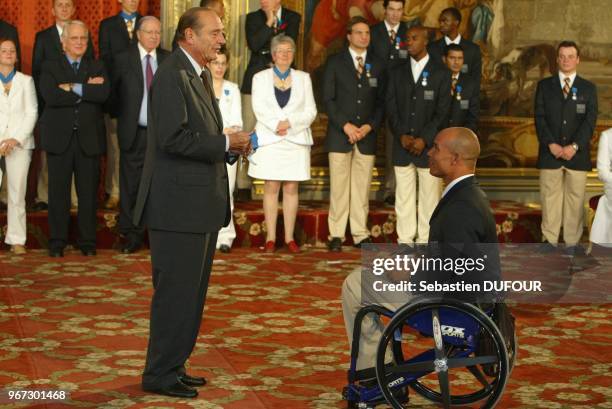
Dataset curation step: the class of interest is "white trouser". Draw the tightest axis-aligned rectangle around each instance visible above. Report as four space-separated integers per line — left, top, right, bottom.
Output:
216 162 238 247
0 147 32 245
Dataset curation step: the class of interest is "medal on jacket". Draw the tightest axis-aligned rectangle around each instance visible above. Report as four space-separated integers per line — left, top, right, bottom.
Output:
365 63 372 78
571 87 577 101
421 70 429 87
395 36 401 50
455 85 462 101
224 89 230 96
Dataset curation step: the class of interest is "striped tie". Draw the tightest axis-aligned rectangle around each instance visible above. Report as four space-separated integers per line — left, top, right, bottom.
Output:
563 77 571 99
126 19 134 39
389 29 396 45
451 75 458 95
356 56 364 78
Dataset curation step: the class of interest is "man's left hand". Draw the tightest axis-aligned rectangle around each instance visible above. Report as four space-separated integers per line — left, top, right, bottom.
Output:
561 144 577 161
409 138 426 156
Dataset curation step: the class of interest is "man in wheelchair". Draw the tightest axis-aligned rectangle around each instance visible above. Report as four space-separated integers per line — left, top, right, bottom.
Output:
341 127 515 408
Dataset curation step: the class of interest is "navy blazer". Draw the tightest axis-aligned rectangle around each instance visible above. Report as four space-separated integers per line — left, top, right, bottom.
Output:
535 75 598 171
367 21 409 71
447 73 479 132
428 37 482 90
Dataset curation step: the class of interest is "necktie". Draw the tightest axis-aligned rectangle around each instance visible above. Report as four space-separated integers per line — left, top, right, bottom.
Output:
563 77 571 99
451 75 458 95
145 54 154 91
126 19 134 39
389 29 396 45
356 56 364 78
72 61 79 74
200 69 214 101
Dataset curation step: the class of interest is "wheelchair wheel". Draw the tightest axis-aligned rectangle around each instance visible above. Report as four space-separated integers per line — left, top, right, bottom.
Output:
375 298 509 409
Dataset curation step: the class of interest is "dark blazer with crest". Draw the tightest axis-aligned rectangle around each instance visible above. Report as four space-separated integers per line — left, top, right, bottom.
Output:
447 72 479 132
323 48 385 155
535 74 598 171
427 37 482 89
386 56 451 167
240 7 301 94
39 57 109 155
32 25 95 113
133 48 230 233
368 21 409 71
112 45 170 151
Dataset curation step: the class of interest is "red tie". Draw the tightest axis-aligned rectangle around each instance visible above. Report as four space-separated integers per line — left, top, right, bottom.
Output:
145 54 154 91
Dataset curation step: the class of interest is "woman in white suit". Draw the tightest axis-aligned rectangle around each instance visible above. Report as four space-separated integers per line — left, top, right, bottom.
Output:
0 38 37 254
209 48 242 253
249 35 317 253
590 128 612 247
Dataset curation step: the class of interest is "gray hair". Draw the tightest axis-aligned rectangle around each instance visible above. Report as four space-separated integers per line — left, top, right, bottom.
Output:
61 20 89 41
136 15 161 31
270 34 296 54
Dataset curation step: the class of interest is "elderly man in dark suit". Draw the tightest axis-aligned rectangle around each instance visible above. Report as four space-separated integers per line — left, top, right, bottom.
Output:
112 16 168 254
427 7 481 89
31 0 95 212
0 19 20 70
324 16 385 252
368 0 407 206
341 126 498 371
99 0 142 210
535 41 598 255
387 25 451 247
134 8 251 398
444 44 479 132
39 20 110 257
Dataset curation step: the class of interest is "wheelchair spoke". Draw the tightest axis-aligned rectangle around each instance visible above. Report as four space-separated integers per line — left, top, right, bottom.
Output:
437 369 451 409
447 355 499 369
431 309 446 360
467 365 492 389
388 361 435 374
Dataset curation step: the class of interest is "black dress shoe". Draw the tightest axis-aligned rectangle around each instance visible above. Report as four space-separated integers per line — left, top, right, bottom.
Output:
538 240 557 254
178 373 207 387
143 381 198 398
80 248 97 256
121 242 141 254
219 244 231 253
29 201 48 212
328 237 342 252
48 249 64 257
354 237 373 248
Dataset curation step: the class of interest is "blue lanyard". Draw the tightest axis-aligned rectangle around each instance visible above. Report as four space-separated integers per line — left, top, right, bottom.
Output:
273 66 291 80
120 11 137 21
0 69 16 84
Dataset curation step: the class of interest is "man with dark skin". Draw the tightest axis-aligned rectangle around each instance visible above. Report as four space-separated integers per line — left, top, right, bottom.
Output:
386 25 451 247
443 44 479 131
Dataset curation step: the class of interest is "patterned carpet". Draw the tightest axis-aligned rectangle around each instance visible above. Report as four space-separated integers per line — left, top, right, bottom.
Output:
0 248 610 408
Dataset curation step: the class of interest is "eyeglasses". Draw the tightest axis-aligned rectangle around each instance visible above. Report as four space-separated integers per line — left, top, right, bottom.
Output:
140 29 161 36
274 49 294 55
210 61 227 67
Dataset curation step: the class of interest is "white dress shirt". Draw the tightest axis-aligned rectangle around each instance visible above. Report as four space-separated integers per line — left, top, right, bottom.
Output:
444 34 462 45
410 54 430 83
348 47 367 71
441 174 474 199
558 71 577 89
138 43 157 127
56 24 63 37
384 20 400 37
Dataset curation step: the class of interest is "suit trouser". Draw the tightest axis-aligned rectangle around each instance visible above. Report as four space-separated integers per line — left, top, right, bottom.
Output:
47 132 100 250
142 228 217 389
118 127 147 243
328 145 375 242
395 164 442 244
342 269 406 370
0 147 32 245
384 121 396 198
540 167 587 246
104 115 120 198
217 162 237 247
35 150 78 205
237 94 255 191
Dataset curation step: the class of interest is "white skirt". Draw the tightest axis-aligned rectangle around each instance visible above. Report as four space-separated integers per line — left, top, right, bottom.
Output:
248 139 311 181
590 189 612 247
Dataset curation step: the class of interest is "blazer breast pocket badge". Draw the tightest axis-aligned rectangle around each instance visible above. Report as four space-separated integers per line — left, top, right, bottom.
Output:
399 49 408 59
461 64 469 73
576 103 586 114
460 99 469 110
424 90 435 101
368 77 378 87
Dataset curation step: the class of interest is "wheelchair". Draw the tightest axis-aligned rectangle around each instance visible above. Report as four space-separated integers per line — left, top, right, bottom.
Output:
343 297 516 409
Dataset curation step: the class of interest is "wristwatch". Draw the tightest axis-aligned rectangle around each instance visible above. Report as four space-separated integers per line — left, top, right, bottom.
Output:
571 143 579 152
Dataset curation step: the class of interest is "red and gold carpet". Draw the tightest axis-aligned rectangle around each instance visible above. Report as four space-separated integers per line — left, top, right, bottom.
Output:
0 248 610 408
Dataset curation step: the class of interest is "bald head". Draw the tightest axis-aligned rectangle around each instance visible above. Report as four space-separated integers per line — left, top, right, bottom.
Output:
428 127 480 183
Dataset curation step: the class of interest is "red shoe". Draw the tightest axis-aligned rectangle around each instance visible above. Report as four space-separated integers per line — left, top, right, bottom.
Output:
264 240 275 253
286 240 300 253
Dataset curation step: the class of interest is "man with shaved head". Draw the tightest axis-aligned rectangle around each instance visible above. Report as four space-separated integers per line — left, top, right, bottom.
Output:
386 24 451 248
341 127 497 373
